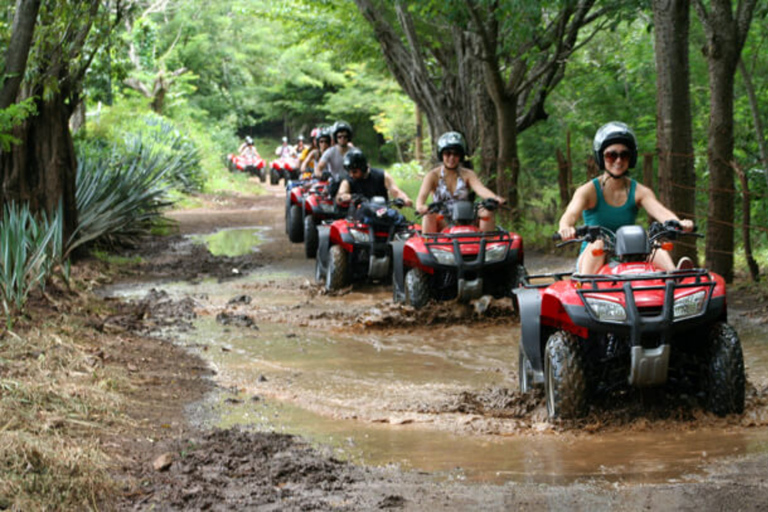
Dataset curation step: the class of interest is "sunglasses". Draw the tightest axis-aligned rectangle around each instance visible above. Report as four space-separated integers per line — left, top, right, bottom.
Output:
603 150 631 163
348 167 364 175
443 149 462 158
336 133 349 139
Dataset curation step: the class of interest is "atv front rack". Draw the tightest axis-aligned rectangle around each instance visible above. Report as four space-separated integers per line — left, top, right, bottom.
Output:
571 269 719 387
421 230 514 264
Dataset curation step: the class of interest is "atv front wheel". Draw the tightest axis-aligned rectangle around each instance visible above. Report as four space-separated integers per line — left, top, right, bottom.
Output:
405 268 430 309
544 331 587 420
315 251 327 283
288 204 304 243
304 215 318 258
270 168 280 185
259 168 266 183
519 343 535 393
704 322 745 416
326 244 348 290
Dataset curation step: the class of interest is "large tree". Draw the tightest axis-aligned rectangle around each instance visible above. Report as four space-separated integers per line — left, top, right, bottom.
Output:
694 0 757 282
462 0 607 216
0 0 114 244
352 0 490 165
354 0 611 218
652 0 697 263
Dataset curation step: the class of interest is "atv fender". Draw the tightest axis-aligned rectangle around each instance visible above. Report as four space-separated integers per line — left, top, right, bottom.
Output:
515 287 545 384
391 241 406 302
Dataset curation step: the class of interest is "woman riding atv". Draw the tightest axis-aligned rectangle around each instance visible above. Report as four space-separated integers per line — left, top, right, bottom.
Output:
415 131 504 233
557 121 694 274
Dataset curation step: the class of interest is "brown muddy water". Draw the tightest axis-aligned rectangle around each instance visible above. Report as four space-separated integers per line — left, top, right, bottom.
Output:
101 225 768 487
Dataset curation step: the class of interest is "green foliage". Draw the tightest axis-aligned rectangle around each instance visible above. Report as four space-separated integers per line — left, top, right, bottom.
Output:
0 202 63 324
70 135 177 253
0 98 37 151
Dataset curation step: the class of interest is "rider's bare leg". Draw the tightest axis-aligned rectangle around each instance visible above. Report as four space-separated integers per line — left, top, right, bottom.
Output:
422 213 441 234
478 208 495 232
577 240 606 274
651 249 675 271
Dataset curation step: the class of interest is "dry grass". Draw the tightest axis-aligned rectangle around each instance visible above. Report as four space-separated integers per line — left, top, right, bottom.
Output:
0 320 130 510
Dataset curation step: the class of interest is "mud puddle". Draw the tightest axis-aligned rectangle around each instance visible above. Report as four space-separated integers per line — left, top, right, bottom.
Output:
99 225 768 487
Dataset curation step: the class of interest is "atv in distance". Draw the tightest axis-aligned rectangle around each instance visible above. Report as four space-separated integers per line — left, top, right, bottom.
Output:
315 196 411 291
391 198 524 309
515 221 745 421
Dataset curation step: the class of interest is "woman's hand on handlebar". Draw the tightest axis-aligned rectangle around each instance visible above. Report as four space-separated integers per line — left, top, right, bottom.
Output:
558 226 576 241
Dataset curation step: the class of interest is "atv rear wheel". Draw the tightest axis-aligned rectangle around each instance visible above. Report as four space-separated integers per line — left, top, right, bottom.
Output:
259 168 266 182
288 205 304 243
704 322 745 416
304 215 318 259
519 343 534 393
544 331 587 420
326 244 348 290
405 268 430 309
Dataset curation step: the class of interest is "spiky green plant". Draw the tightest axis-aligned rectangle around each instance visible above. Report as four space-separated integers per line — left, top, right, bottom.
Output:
68 135 177 253
0 202 63 323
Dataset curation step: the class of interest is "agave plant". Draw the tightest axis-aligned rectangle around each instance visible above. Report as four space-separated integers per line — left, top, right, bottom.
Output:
0 202 63 322
68 137 176 253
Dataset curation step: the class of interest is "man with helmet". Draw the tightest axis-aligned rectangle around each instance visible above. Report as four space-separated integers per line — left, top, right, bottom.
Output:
415 131 504 233
238 136 259 157
558 121 694 274
275 136 296 158
315 120 354 180
335 147 412 207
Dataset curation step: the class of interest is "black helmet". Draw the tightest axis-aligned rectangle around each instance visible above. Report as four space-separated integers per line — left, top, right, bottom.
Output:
436 131 467 159
318 126 332 145
332 121 353 143
593 121 638 170
343 147 367 173
245 136 253 145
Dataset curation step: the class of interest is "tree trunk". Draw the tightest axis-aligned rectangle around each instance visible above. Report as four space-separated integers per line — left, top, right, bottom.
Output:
695 0 757 282
0 0 41 109
734 163 759 281
705 58 737 281
495 97 519 216
653 0 697 263
475 83 498 182
1 93 78 242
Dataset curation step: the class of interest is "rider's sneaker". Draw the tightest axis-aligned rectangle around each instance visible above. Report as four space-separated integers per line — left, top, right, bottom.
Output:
676 256 694 270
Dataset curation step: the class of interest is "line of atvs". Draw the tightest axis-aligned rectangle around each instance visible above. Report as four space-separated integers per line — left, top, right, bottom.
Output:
282 176 745 422
227 152 301 186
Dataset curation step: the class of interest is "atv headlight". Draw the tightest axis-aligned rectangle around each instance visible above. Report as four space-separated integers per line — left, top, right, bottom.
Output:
674 290 706 319
350 229 371 243
485 244 508 263
585 298 626 322
430 248 456 266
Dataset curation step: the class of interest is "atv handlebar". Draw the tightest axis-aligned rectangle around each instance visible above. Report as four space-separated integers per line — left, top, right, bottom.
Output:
420 198 500 219
554 222 701 248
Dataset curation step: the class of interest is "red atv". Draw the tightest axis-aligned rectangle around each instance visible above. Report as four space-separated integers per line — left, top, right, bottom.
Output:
391 199 524 309
298 178 344 258
515 221 745 420
315 196 411 291
228 152 266 182
270 157 300 185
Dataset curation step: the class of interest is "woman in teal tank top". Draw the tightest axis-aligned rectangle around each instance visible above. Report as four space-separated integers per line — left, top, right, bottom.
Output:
558 122 694 274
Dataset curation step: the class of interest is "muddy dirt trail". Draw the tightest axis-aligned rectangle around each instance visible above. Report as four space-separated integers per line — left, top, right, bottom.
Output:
110 182 768 511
